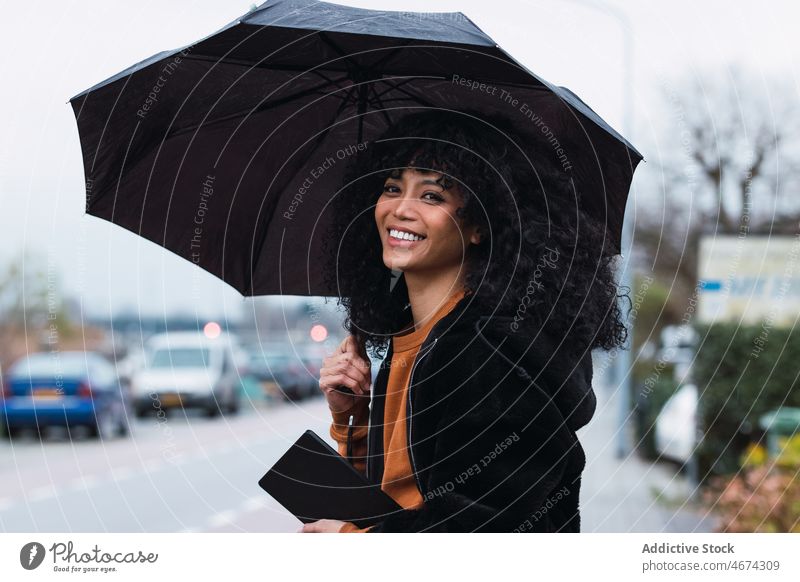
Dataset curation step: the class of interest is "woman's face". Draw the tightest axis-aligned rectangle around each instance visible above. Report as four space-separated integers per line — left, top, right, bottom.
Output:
374 167 481 274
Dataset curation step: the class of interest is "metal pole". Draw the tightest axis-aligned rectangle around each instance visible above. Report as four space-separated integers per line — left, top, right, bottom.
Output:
562 0 635 458
613 7 636 460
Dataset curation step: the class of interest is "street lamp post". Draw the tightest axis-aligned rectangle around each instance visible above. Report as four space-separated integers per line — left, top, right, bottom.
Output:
563 0 636 459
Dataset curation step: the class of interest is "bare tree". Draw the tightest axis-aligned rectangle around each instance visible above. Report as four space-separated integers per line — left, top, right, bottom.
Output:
0 250 51 369
634 64 800 322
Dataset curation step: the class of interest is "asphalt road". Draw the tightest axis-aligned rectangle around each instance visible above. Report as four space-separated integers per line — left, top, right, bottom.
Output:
0 396 335 533
1 360 716 533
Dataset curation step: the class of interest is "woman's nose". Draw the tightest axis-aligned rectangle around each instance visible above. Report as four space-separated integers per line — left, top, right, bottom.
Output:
391 194 417 218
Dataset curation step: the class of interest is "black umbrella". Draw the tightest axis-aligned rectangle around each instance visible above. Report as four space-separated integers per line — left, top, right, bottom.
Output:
68 0 643 298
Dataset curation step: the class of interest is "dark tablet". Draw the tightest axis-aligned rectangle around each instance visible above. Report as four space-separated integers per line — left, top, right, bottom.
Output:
258 429 402 529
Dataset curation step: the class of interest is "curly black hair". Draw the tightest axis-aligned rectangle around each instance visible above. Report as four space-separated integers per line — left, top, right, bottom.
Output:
321 108 630 360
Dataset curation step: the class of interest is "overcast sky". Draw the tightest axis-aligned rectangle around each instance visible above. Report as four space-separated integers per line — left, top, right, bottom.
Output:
0 0 797 321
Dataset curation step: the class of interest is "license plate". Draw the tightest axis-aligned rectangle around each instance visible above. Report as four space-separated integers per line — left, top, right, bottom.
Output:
33 388 63 400
260 381 278 396
159 393 181 406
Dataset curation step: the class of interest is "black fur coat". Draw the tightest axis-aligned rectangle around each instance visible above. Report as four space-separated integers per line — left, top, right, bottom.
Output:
364 294 596 532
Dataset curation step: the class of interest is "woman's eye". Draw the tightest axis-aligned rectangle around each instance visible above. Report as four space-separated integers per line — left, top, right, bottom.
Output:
380 186 442 202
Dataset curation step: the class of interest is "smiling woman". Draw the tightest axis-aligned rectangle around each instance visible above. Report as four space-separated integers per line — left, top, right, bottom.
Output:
313 109 630 533
323 109 628 356
376 166 482 280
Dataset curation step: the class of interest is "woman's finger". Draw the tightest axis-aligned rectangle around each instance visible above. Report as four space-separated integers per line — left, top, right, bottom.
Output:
330 358 371 390
321 354 370 390
324 373 362 395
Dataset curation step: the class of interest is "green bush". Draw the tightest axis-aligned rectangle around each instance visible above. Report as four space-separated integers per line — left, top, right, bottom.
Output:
692 321 800 482
630 275 672 382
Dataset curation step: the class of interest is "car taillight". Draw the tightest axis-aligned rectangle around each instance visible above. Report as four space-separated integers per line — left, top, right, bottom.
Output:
77 382 93 398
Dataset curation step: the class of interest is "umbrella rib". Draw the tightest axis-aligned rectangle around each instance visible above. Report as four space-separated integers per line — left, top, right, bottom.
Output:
317 31 347 60
246 70 435 294
184 54 353 75
372 77 419 99
245 85 359 296
366 77 442 115
316 32 415 73
308 69 355 95
164 70 542 142
317 33 427 141
372 42 414 69
169 45 437 141
316 32 371 142
370 92 396 128
376 79 439 109
165 77 346 140
360 82 403 128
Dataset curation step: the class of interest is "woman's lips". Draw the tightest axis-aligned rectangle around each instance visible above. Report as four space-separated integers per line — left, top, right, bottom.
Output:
387 233 425 247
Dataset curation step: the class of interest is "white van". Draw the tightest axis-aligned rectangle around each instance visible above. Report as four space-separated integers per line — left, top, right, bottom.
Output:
131 331 241 418
654 383 698 465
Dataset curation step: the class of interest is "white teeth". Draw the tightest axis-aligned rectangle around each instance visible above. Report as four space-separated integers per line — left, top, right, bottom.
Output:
389 229 424 241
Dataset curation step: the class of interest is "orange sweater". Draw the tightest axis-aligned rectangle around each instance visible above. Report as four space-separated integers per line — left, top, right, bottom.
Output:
330 289 467 532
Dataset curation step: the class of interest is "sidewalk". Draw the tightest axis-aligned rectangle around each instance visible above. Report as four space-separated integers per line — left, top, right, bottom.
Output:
578 353 719 532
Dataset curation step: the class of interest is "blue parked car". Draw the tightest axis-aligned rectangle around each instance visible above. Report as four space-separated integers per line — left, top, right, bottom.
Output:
0 351 130 440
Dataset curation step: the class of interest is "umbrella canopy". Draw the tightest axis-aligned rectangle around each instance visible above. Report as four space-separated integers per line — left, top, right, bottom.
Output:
69 0 643 297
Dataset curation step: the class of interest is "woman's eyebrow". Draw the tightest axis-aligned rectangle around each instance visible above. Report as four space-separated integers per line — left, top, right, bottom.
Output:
383 177 446 188
413 171 447 187
420 178 444 187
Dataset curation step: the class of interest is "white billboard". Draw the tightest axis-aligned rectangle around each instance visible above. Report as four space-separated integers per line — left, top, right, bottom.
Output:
697 234 800 326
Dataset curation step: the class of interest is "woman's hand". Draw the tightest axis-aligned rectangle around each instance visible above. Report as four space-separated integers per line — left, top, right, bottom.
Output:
318 335 371 413
298 519 347 533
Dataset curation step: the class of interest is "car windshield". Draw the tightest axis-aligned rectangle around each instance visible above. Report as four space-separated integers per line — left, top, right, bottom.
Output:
10 353 92 378
149 347 211 369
